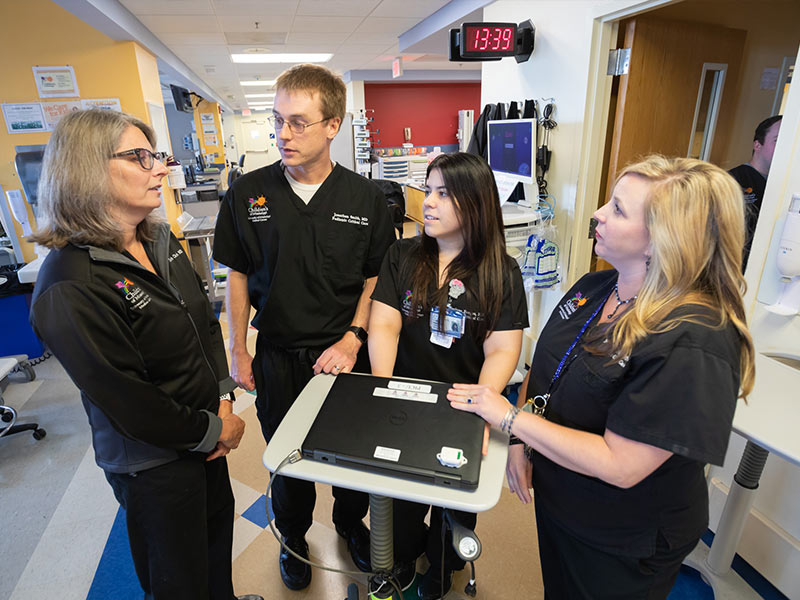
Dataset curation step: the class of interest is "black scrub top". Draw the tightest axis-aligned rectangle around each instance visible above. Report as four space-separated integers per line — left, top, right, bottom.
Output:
213 161 395 350
729 163 765 266
527 270 741 557
371 237 528 383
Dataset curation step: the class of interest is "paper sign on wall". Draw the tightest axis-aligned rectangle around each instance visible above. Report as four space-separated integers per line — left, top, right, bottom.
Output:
33 66 79 98
81 98 122 112
2 103 47 133
41 101 81 129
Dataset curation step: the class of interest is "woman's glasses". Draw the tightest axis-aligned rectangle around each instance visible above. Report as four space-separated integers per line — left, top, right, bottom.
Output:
111 148 168 170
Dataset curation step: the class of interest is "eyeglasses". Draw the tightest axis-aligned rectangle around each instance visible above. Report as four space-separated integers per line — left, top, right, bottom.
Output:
267 114 331 134
111 148 168 170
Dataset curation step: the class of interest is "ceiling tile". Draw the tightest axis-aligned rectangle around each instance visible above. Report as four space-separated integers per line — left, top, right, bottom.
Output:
296 0 381 17
138 15 220 34
355 16 421 34
292 15 364 33
217 15 293 32
371 0 450 18
211 0 300 16
155 32 228 45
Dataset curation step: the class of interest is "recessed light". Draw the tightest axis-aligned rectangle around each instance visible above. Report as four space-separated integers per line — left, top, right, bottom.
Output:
241 80 277 86
245 93 276 98
231 53 333 64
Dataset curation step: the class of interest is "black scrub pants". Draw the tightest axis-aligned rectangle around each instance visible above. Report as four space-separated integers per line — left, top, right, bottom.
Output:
104 454 235 600
534 502 697 600
394 500 477 572
253 335 369 539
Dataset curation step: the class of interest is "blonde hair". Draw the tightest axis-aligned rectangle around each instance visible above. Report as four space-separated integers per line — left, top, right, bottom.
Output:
31 109 161 251
276 63 346 121
590 155 755 398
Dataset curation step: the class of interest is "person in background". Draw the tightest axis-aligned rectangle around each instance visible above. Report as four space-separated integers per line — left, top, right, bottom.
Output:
369 152 528 599
729 115 782 268
450 155 755 599
29 109 261 600
213 64 396 590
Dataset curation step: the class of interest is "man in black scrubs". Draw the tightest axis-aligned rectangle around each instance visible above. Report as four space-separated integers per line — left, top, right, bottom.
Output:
213 64 395 590
729 115 782 268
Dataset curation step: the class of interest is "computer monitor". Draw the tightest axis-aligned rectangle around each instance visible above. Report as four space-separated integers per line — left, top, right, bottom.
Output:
170 85 194 113
487 119 536 184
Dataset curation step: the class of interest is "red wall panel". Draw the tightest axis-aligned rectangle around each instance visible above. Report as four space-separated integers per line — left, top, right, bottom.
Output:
364 82 481 148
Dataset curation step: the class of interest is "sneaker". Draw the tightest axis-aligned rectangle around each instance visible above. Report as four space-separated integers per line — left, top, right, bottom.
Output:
335 521 372 572
417 565 453 600
279 536 311 590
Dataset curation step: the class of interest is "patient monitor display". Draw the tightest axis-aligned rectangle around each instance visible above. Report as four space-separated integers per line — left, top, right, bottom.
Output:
487 119 535 184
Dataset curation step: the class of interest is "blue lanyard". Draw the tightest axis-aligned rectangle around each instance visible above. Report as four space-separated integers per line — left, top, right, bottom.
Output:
528 288 612 416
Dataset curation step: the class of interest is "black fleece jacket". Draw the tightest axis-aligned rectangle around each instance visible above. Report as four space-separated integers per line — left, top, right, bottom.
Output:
30 223 236 473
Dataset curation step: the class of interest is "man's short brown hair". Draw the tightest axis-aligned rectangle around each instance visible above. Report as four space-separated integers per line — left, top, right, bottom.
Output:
275 64 346 121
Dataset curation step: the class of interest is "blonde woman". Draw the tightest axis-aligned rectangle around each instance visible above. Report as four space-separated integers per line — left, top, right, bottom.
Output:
449 156 755 598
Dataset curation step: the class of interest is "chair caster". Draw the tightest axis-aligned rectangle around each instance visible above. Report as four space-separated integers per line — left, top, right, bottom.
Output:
1 411 12 423
33 428 46 440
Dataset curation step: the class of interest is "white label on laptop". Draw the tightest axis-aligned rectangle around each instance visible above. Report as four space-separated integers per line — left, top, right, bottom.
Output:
373 387 438 404
388 381 432 393
374 446 401 462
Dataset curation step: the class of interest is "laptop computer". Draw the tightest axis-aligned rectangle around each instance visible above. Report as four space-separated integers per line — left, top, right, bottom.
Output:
301 373 484 490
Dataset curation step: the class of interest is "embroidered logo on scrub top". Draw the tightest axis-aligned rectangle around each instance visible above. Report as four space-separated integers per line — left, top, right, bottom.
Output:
114 277 152 311
558 291 587 320
247 195 271 223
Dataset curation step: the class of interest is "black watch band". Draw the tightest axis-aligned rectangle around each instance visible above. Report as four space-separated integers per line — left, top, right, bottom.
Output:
348 326 368 344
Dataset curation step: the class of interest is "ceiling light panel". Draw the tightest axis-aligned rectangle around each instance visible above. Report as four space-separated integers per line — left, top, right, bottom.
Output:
241 80 277 86
244 93 276 98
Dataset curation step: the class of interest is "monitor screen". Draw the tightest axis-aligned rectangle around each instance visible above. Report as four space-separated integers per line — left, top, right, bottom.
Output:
487 119 535 184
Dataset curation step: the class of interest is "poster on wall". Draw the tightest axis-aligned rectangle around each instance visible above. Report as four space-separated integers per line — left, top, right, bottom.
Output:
32 65 80 98
200 113 215 125
203 134 218 147
81 98 122 112
41 100 82 130
2 102 47 134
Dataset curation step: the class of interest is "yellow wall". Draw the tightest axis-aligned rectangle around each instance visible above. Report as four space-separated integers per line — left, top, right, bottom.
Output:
0 0 183 260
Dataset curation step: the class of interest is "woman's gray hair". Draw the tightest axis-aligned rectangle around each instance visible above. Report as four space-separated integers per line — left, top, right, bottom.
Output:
31 109 162 250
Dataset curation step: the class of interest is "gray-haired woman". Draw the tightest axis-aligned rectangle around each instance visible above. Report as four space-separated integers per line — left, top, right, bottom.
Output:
30 109 262 600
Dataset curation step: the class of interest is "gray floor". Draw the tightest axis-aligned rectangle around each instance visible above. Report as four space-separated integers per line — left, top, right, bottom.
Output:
0 358 92 599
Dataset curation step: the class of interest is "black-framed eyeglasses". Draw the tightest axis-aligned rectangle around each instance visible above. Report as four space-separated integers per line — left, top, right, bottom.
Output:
267 114 331 134
111 148 168 170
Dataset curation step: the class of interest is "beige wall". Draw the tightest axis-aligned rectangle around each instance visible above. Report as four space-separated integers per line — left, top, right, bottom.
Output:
656 0 800 169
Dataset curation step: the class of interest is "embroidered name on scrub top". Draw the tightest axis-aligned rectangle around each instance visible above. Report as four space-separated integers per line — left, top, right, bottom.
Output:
246 195 270 223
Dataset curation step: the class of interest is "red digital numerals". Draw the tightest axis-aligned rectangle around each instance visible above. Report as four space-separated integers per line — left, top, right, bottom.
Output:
468 26 514 52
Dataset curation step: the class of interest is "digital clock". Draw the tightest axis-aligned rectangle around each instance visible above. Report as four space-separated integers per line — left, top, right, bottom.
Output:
449 20 534 63
461 23 518 58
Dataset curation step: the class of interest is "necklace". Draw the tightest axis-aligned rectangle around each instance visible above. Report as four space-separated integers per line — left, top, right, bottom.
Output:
607 283 636 319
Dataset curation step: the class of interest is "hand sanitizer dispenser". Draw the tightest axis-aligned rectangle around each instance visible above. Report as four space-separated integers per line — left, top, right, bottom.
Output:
766 194 800 315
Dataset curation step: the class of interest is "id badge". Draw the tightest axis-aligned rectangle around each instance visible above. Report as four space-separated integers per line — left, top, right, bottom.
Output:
429 306 465 339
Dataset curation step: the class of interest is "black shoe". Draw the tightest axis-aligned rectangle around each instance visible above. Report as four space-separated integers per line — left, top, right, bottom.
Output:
335 521 372 572
394 559 417 591
417 565 453 600
279 536 311 590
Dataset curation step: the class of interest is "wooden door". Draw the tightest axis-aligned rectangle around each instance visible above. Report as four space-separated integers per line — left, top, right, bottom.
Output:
594 16 746 271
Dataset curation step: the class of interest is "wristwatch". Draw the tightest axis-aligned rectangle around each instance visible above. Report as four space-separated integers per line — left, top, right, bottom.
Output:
348 325 368 344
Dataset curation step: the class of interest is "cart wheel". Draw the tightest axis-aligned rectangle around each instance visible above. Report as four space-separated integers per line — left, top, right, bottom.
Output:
346 583 359 600
23 365 36 382
33 428 46 440
1 411 12 423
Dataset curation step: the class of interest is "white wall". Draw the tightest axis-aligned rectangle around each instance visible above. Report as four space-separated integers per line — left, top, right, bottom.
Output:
221 112 281 172
481 1 800 596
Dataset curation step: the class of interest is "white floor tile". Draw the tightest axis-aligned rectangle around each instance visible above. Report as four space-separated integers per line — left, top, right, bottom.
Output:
232 516 264 561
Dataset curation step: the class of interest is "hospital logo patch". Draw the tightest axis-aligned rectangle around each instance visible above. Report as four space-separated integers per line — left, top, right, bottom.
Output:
558 292 587 320
115 277 152 311
247 195 271 223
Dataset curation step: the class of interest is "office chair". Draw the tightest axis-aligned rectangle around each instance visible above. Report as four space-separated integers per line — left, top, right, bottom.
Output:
371 179 406 239
228 164 243 187
0 356 45 441
238 154 246 170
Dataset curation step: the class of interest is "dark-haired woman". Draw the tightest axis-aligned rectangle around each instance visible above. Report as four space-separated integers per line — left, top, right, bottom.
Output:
368 152 528 599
